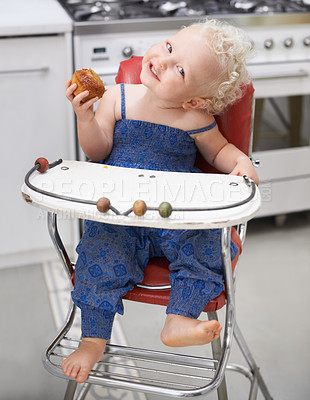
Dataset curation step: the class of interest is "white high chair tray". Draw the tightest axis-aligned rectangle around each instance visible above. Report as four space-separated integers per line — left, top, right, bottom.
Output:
22 159 261 229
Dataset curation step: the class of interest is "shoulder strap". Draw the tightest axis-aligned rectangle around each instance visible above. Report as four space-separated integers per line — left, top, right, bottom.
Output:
120 83 126 119
187 120 217 135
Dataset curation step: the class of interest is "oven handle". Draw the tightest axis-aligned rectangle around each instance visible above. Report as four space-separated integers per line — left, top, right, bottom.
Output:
0 66 49 75
252 69 309 80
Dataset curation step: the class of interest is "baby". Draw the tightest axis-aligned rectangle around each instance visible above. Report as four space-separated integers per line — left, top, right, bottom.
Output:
62 18 259 383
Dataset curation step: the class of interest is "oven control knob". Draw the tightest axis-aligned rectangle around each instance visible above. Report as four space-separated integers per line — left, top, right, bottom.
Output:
122 46 133 58
284 38 294 48
264 39 274 50
303 36 310 47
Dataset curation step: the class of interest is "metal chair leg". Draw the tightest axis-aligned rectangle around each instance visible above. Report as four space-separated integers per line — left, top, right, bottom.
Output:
75 382 92 400
47 212 74 280
208 311 228 400
233 323 273 400
74 358 110 400
64 380 77 400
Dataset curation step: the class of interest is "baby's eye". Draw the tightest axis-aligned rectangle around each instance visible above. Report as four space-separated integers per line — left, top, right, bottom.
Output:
178 66 185 77
167 43 172 53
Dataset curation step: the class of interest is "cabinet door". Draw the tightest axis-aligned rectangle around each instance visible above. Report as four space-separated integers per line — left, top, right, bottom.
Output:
0 35 76 267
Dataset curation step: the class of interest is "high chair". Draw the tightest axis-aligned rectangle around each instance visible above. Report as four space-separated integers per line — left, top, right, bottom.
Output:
22 56 273 400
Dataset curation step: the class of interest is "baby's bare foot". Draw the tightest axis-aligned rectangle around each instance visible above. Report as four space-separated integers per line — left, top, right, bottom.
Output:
61 337 107 383
160 314 222 347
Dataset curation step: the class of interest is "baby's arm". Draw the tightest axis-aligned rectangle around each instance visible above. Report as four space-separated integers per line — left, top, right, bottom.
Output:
193 124 259 185
65 80 118 161
213 142 259 185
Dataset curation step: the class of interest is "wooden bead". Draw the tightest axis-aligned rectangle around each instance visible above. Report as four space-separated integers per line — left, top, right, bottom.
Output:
158 202 172 218
96 197 110 213
35 157 49 173
132 200 147 216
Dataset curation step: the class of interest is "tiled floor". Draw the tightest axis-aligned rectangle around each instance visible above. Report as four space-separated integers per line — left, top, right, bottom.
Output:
1 211 310 399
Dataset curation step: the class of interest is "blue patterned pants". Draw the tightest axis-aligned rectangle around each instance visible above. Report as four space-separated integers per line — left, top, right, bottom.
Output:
72 221 238 340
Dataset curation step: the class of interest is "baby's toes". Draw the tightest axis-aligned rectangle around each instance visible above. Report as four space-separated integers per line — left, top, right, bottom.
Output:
62 359 79 378
208 320 221 331
76 366 90 383
213 331 220 340
61 359 71 376
70 364 81 379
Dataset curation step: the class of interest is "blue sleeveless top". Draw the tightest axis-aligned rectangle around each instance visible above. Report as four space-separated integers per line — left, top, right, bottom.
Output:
102 83 216 173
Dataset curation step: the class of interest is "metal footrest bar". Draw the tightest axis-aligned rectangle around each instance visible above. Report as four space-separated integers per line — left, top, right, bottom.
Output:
42 310 259 400
45 338 219 396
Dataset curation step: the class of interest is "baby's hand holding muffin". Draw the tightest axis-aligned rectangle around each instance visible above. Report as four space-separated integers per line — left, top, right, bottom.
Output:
65 68 105 120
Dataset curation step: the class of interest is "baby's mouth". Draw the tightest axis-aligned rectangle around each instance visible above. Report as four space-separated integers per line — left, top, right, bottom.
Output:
150 63 159 80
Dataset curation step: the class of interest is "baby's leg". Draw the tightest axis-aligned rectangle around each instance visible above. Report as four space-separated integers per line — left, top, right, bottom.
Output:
154 229 237 347
62 337 107 383
160 314 221 347
64 223 152 383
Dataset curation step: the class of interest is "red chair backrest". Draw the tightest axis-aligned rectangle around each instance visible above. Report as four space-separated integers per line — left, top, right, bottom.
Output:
115 56 254 174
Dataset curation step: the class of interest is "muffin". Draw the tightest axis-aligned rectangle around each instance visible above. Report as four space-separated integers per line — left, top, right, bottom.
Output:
71 68 105 103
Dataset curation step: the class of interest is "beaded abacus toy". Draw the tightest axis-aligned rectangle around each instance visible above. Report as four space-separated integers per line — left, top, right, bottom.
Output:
22 157 259 230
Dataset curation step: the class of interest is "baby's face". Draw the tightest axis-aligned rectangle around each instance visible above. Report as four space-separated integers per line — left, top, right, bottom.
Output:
140 26 219 107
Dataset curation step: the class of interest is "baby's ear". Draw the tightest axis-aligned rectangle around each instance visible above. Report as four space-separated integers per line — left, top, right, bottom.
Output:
182 97 207 110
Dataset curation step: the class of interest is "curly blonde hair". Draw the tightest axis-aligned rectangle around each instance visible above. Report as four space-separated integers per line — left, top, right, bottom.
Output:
193 19 252 115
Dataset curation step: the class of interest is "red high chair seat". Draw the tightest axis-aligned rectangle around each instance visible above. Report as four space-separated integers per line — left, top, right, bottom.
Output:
116 56 253 311
124 230 241 312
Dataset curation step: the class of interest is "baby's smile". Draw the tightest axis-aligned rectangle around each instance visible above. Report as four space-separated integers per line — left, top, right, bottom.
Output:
151 65 158 77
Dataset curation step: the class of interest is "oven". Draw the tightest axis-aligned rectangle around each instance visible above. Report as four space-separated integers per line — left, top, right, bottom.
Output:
58 0 310 218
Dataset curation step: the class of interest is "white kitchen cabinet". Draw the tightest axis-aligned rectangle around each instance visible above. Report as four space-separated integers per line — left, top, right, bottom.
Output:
0 34 78 268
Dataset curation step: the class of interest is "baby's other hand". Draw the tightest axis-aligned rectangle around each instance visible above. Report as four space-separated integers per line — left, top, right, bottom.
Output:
229 156 259 185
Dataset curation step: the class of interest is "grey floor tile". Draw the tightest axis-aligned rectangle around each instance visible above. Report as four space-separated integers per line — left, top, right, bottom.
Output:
0 264 67 400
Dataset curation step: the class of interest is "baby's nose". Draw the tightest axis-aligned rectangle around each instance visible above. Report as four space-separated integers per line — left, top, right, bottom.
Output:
158 56 169 70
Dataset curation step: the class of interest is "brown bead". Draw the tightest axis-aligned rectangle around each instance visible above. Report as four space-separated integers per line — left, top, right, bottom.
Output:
132 200 147 216
96 197 110 213
35 157 49 173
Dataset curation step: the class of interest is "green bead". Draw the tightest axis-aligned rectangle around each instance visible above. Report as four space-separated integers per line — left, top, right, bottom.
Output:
158 202 172 218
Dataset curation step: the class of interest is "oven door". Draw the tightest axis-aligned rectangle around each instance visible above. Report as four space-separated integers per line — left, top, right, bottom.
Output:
248 61 310 217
